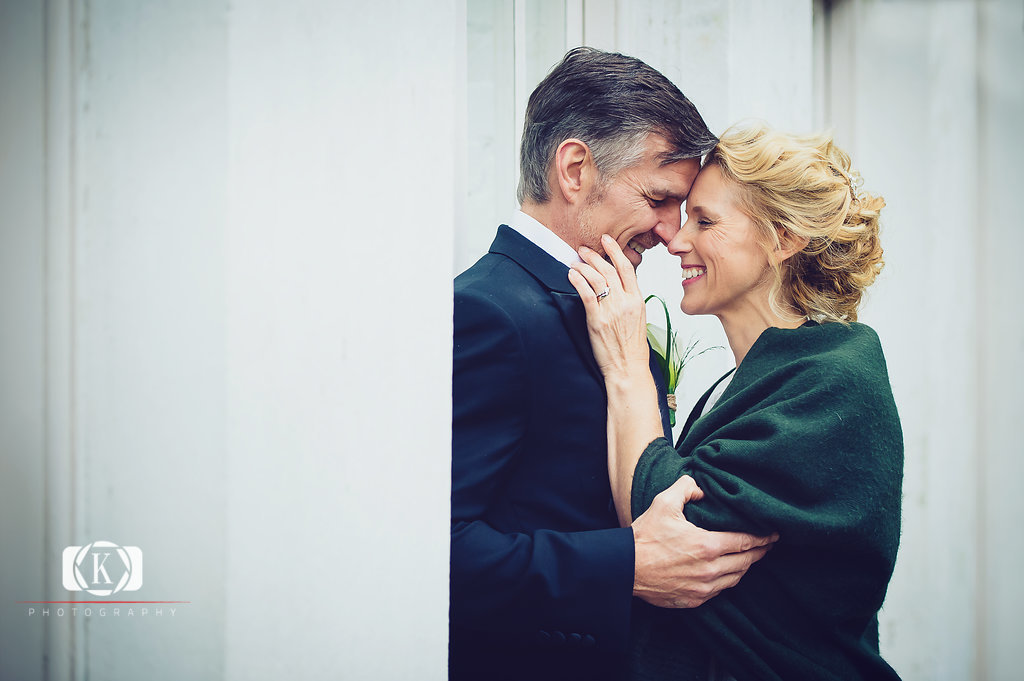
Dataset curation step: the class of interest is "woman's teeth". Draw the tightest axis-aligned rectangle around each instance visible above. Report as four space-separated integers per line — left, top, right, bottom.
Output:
682 267 704 281
627 240 646 254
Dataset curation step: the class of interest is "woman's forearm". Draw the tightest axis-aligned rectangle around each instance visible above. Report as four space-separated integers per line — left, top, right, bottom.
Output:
605 365 666 527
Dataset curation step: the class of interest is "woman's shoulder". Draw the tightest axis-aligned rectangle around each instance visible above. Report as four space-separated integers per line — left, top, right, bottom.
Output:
745 320 890 386
755 320 882 358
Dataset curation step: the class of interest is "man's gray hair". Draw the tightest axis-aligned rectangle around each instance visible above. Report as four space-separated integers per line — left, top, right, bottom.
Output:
517 47 718 205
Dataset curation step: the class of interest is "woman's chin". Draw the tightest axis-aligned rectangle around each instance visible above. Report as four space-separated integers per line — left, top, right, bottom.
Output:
679 296 699 316
679 299 716 318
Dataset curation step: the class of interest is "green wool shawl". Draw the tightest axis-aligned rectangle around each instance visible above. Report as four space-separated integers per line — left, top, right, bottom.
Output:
629 321 903 681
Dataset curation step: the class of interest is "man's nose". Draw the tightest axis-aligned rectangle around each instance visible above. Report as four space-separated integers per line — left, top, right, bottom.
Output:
653 216 681 245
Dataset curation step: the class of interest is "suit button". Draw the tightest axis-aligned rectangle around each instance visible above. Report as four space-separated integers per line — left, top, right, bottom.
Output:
583 634 596 648
568 633 582 646
551 631 566 645
536 630 551 645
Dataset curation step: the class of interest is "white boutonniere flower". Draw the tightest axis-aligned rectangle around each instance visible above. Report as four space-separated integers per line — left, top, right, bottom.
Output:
645 294 718 427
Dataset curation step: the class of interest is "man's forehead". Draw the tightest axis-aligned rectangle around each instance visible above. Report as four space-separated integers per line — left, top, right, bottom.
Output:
645 160 700 199
644 132 700 160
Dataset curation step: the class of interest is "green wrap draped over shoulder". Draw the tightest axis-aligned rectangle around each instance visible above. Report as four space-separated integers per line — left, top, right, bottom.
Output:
629 321 904 681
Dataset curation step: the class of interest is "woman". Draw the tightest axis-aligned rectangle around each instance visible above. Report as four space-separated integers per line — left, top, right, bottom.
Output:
567 123 903 681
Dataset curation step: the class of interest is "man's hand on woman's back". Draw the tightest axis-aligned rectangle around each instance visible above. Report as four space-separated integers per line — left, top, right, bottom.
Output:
631 475 777 608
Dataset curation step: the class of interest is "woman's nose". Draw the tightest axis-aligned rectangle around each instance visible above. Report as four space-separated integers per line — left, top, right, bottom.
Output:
667 222 693 255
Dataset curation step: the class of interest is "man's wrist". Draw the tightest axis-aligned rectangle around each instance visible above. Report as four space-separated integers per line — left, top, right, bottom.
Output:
630 520 654 597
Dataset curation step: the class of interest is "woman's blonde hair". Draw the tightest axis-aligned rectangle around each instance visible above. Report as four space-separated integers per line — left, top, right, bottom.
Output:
705 122 886 323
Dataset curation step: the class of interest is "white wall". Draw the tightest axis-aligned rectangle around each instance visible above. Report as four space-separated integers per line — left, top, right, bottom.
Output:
823 1 1024 679
0 1 458 679
222 2 456 677
0 2 47 680
976 3 1024 677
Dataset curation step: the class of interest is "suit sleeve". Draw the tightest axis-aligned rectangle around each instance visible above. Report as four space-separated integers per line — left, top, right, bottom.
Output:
450 289 635 648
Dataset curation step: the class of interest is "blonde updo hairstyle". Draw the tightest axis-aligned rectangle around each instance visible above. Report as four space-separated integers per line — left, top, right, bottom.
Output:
704 122 886 323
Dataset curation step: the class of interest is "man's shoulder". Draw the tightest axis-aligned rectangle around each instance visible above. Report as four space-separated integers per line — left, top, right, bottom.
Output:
457 251 522 288
455 251 547 302
453 252 562 336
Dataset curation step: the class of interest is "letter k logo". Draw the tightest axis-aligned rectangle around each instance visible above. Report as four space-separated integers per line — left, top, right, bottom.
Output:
92 552 113 585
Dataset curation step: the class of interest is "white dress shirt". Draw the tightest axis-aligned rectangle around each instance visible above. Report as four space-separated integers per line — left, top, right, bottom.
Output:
506 210 583 268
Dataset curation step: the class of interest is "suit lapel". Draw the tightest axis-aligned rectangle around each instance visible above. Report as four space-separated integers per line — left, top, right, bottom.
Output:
551 291 672 435
550 292 606 387
488 225 671 433
489 225 606 385
488 225 577 293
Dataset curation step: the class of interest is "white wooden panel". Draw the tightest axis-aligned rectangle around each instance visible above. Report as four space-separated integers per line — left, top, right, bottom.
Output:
223 1 457 678
462 0 574 274
976 1 1024 678
463 0 516 272
583 0 619 49
71 1 230 678
42 1 78 677
565 0 584 46
0 2 47 679
2 1 458 679
524 1 569 98
727 0 813 132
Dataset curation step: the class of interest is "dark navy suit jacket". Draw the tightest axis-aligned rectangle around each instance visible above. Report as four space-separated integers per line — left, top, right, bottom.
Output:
450 226 671 680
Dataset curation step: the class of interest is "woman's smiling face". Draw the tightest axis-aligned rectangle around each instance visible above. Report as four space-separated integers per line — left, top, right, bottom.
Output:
669 163 773 323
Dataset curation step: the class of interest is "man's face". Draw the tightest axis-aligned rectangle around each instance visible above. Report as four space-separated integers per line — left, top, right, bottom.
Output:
576 135 701 268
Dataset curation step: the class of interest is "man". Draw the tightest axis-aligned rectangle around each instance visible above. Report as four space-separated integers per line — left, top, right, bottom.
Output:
451 47 774 680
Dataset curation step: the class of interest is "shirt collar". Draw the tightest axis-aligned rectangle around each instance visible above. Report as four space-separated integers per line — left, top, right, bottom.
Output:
506 210 583 268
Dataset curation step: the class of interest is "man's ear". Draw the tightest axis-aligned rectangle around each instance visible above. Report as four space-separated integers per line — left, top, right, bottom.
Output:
772 227 809 264
553 139 595 204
